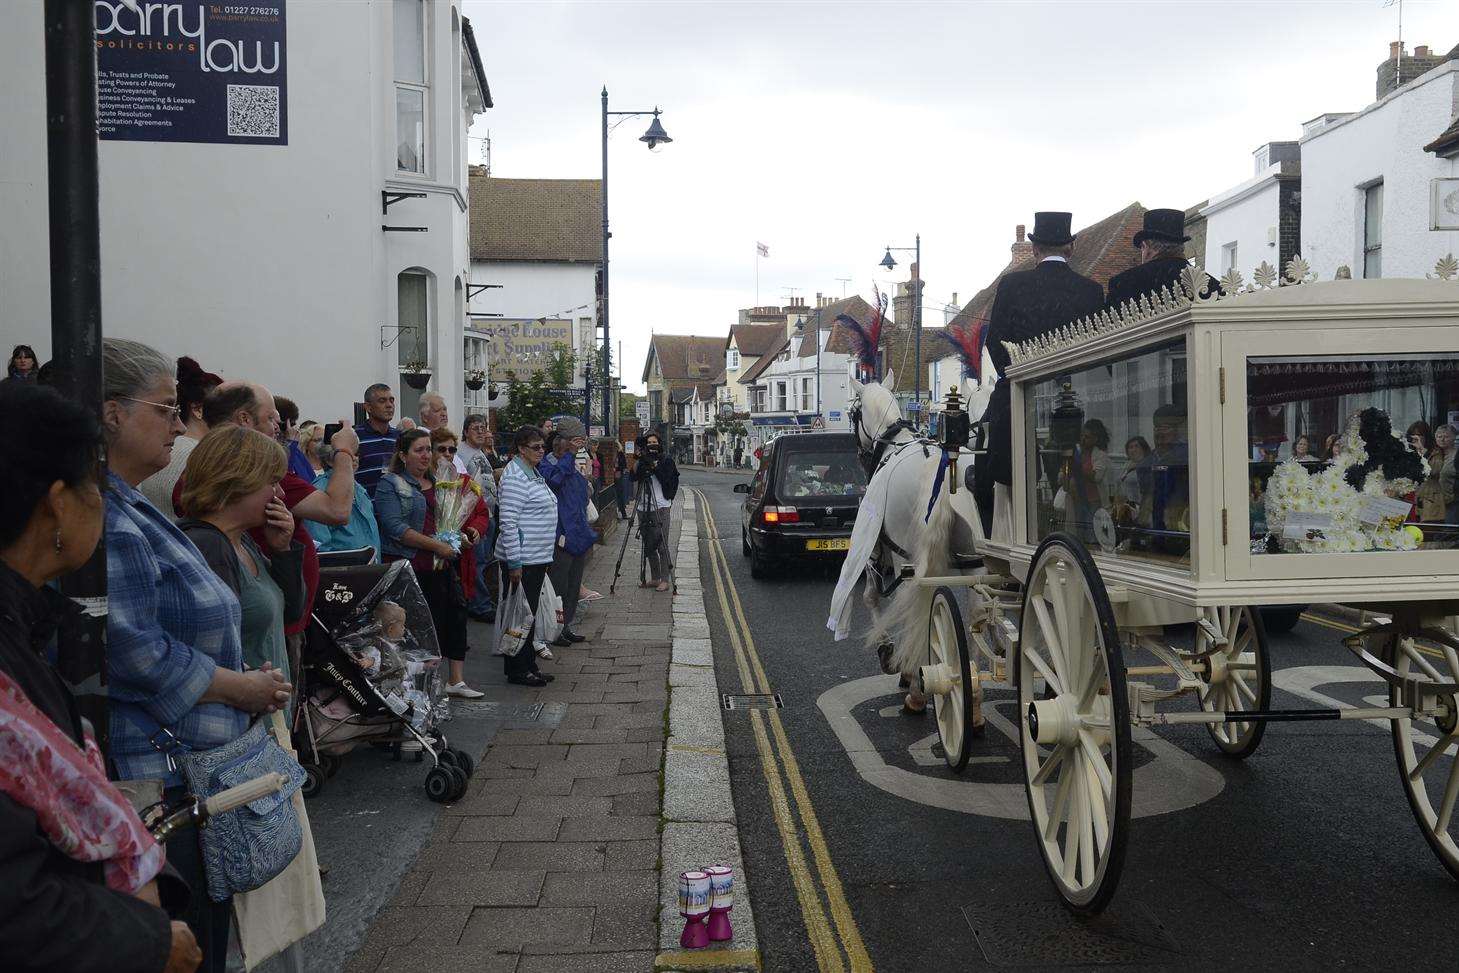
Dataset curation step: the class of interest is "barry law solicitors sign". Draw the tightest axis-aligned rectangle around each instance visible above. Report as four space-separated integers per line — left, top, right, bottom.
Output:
94 1 288 145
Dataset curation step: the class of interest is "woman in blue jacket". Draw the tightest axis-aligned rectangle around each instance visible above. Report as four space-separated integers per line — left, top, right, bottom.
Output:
540 418 599 646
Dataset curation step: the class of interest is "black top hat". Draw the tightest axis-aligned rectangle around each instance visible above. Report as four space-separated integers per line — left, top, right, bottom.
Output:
1133 208 1191 248
1027 211 1075 247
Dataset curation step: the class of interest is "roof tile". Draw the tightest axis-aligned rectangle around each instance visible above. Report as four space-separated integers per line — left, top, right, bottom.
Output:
469 175 602 263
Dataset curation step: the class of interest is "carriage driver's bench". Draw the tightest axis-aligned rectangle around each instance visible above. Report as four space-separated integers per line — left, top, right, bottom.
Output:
913 261 1459 914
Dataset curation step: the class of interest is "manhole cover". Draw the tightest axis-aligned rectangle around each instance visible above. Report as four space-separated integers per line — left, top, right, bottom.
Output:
962 899 1180 966
722 692 783 711
447 701 559 726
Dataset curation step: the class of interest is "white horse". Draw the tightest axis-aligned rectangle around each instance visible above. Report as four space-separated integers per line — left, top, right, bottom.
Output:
827 367 993 703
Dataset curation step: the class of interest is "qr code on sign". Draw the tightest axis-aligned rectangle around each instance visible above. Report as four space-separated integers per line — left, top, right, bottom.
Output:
227 84 280 138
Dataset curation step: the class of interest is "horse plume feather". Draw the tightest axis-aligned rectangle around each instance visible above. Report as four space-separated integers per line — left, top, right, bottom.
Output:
939 318 987 382
836 286 887 378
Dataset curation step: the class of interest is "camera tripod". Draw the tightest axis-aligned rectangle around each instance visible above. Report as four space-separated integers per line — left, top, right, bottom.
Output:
609 467 675 595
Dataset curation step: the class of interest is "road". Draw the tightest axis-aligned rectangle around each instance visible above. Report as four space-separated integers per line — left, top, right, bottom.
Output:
683 468 1459 971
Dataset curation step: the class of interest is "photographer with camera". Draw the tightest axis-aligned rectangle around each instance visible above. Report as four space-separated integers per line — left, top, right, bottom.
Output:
633 431 678 591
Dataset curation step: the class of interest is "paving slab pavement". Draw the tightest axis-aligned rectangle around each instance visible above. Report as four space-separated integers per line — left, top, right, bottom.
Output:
345 501 683 973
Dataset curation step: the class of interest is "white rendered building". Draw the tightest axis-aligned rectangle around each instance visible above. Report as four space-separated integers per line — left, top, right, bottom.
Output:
1300 52 1459 281
1 0 490 423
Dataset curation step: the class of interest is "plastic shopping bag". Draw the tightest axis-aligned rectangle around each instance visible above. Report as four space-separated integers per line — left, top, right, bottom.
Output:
536 575 563 644
492 574 533 657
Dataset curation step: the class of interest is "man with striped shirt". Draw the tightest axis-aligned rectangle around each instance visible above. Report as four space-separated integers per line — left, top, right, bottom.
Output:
354 382 399 497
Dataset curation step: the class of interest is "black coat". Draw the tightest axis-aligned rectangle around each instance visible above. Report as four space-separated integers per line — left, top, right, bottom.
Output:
634 453 679 501
979 260 1105 485
0 561 182 973
1104 256 1218 311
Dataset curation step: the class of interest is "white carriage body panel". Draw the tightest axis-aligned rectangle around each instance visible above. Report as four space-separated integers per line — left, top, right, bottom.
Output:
995 277 1459 615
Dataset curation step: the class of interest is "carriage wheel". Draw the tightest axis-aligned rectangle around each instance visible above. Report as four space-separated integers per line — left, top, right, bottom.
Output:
925 586 978 772
1196 605 1271 758
1017 534 1132 915
1388 625 1459 882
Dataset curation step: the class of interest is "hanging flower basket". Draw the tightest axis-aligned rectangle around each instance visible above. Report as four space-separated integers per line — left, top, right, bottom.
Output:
465 369 486 391
401 362 432 390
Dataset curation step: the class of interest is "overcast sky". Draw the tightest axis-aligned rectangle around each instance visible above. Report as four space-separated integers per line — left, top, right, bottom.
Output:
463 0 1456 394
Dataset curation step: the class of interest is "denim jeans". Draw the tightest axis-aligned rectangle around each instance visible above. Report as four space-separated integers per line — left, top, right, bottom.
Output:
468 520 496 615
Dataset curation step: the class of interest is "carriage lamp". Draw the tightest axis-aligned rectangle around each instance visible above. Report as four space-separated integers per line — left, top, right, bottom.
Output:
940 386 970 495
1049 376 1084 450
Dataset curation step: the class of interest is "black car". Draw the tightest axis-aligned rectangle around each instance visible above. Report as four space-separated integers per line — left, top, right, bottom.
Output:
734 432 867 578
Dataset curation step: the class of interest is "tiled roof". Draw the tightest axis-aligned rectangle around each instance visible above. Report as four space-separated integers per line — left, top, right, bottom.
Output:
946 203 1147 335
643 334 725 383
737 336 791 385
728 323 784 358
469 175 602 263
1425 114 1459 157
670 388 694 404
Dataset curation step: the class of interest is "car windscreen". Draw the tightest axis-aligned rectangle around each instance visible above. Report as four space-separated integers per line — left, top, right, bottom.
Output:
775 450 867 501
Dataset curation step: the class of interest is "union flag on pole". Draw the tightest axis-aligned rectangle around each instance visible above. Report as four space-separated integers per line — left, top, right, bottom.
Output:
755 242 769 258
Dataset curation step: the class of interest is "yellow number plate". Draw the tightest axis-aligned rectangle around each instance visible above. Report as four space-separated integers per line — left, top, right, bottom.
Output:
806 538 850 551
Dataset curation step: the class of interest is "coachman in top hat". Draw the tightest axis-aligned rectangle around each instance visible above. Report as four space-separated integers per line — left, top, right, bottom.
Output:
1105 208 1218 310
974 212 1104 537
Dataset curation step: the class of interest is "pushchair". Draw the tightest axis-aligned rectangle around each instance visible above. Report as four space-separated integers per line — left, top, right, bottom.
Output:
296 552 475 803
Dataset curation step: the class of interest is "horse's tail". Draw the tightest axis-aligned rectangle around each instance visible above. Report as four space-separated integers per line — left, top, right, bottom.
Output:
865 453 953 678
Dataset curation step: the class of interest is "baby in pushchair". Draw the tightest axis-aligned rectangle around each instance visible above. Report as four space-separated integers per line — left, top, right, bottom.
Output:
298 559 474 801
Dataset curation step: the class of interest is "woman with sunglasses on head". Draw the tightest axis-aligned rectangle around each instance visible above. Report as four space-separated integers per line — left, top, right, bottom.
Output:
101 339 291 973
373 428 488 697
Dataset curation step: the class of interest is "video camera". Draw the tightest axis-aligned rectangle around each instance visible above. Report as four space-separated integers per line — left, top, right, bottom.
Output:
635 435 664 471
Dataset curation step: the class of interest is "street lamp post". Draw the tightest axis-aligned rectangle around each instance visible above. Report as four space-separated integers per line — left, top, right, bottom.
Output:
879 234 922 422
601 87 671 438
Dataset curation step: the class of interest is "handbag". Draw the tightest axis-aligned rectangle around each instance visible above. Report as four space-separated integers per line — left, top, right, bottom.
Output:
176 717 307 902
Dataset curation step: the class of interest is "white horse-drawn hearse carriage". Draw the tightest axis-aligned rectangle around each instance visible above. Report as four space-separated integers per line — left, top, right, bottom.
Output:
833 259 1459 914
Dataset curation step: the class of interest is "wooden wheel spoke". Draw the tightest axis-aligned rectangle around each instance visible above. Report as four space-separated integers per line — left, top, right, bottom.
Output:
1078 771 1096 885
1078 729 1112 794
1032 743 1066 786
1024 646 1066 697
1062 763 1082 886
1409 731 1459 783
1031 597 1070 685
1436 758 1459 835
1046 573 1077 678
1232 672 1257 706
1084 749 1110 857
1401 641 1445 683
1045 758 1075 843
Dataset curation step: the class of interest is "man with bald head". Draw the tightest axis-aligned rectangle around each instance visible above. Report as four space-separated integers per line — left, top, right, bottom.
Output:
201 380 279 436
419 391 467 474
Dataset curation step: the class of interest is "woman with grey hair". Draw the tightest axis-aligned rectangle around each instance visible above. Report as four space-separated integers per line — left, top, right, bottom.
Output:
102 338 291 973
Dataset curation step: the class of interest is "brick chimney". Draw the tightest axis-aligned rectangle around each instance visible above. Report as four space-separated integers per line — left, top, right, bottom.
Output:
1011 223 1034 263
1378 40 1444 99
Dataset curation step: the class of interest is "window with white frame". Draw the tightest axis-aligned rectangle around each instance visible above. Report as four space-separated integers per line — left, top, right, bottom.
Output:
726 348 740 371
800 377 813 412
774 382 787 412
394 0 428 174
1221 241 1238 274
1363 181 1383 279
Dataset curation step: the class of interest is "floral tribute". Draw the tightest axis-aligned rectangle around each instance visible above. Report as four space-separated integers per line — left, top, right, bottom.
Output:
432 459 482 569
1263 408 1428 554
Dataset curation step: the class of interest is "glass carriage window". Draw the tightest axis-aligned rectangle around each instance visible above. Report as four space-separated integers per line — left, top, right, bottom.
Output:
1247 353 1459 554
1024 340 1192 569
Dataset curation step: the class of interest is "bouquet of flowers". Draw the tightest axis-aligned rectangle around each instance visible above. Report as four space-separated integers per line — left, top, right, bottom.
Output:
432 459 482 569
1263 408 1429 554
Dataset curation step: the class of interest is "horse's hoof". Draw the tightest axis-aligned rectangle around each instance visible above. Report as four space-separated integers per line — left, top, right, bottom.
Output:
876 642 896 675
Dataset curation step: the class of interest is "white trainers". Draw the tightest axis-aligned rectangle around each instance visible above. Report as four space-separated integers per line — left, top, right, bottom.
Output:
445 682 485 699
535 644 555 661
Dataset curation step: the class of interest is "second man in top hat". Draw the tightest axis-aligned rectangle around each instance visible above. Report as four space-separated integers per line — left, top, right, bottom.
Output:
974 211 1105 537
1105 208 1218 310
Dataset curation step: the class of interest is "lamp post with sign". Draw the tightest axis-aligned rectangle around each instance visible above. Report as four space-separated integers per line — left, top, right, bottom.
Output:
879 235 922 421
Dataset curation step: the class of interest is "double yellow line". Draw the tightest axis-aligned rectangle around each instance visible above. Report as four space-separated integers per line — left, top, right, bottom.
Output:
693 489 873 973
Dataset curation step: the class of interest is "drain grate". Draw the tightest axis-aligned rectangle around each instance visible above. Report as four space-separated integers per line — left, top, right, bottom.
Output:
722 692 783 711
962 899 1181 966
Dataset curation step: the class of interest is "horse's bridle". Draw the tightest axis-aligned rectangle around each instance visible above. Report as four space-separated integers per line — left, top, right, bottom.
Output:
851 395 914 478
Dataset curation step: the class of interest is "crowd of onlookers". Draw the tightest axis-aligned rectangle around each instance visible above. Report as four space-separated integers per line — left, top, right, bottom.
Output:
0 339 682 973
